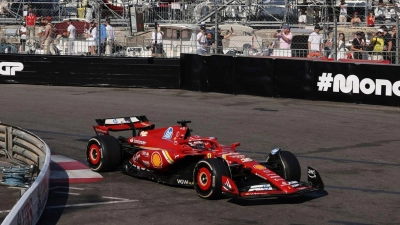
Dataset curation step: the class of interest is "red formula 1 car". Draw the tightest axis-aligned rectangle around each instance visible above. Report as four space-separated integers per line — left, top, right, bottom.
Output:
86 116 324 199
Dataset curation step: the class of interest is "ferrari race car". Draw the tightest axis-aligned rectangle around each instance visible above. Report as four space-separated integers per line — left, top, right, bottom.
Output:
86 116 324 199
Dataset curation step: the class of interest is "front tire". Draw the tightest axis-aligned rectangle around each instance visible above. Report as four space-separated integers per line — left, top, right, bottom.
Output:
87 135 121 172
193 158 230 200
266 150 301 181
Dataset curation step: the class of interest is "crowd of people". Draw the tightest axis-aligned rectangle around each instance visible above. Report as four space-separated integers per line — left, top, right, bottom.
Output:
196 23 233 55
17 7 116 56
12 5 399 63
194 21 397 64
335 0 398 27
304 24 396 63
350 25 397 62
20 10 59 55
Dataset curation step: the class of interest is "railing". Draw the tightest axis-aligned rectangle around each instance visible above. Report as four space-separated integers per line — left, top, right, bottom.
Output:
0 1 398 64
3 1 397 26
0 123 51 225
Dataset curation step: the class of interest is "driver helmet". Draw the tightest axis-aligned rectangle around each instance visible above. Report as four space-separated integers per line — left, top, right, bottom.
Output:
188 140 205 149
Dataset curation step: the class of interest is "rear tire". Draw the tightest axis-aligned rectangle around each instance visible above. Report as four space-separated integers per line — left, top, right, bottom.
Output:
87 135 121 172
266 150 301 181
193 158 230 200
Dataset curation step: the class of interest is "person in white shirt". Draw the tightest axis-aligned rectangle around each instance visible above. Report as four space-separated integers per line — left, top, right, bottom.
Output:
85 21 97 55
19 22 27 52
196 27 207 54
308 25 323 54
374 3 387 22
105 18 115 56
151 24 164 57
330 32 347 59
339 0 347 23
63 19 76 55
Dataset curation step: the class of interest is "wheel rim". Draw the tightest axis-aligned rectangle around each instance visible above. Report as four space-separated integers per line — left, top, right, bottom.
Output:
197 167 212 191
88 144 101 165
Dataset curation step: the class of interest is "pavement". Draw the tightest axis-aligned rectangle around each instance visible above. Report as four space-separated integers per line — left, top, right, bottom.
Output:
0 156 24 222
0 153 103 224
1 84 400 225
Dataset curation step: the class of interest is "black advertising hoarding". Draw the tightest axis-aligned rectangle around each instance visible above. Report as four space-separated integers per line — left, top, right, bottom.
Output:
3 53 400 107
203 54 235 94
313 61 400 106
180 54 235 94
180 54 400 107
274 57 315 100
0 54 180 88
180 53 204 91
234 56 274 97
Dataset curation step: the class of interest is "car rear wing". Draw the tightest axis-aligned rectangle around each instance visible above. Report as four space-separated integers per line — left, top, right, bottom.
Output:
93 115 155 136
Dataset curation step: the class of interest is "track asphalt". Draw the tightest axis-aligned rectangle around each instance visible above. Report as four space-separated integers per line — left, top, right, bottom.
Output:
1 84 400 225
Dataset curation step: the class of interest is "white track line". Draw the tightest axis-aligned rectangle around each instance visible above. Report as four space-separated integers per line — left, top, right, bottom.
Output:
102 196 132 201
45 199 139 209
49 186 85 190
0 210 11 214
53 191 80 196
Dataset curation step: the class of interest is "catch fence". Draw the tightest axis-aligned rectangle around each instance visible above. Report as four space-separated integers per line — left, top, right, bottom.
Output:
0 0 398 64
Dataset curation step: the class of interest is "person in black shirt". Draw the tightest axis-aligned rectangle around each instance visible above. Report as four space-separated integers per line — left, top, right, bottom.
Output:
380 25 393 62
205 31 215 53
216 27 233 54
351 31 366 59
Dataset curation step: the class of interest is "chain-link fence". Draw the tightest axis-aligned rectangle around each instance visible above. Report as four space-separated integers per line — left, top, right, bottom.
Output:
0 0 398 64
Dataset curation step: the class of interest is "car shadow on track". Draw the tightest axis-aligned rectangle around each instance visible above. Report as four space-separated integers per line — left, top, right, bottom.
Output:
37 164 70 225
227 190 328 206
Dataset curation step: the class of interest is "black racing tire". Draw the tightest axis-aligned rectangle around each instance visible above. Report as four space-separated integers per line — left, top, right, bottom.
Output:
193 158 231 200
87 135 121 172
266 150 301 181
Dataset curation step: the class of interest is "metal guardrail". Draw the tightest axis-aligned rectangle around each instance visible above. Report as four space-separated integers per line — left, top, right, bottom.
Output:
0 123 51 225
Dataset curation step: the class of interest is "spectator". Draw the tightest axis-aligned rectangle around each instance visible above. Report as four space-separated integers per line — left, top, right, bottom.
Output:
85 21 97 55
25 7 36 43
105 18 116 56
307 25 323 56
351 31 366 59
370 28 385 60
43 16 56 55
37 19 46 48
100 22 107 54
1 1 9 18
216 27 233 54
248 36 258 55
19 22 27 52
62 19 76 55
273 24 293 49
151 24 164 57
360 31 369 59
337 33 347 59
196 27 207 54
374 3 387 23
380 25 392 61
366 11 375 27
350 12 362 27
205 31 215 53
339 0 348 23
298 6 307 25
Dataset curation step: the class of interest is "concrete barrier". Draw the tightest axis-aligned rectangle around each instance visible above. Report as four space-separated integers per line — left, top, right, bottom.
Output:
0 123 51 225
